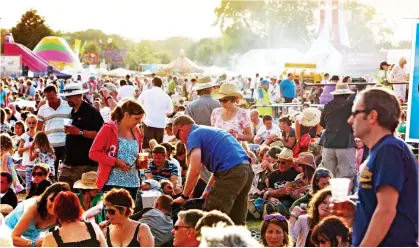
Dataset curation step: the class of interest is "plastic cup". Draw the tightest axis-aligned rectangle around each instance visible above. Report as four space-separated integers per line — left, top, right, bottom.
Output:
329 178 351 201
138 153 149 169
63 119 73 126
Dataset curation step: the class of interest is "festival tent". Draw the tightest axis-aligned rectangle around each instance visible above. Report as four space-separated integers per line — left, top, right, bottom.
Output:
107 68 135 77
3 34 62 74
33 36 83 71
202 65 236 76
165 50 202 74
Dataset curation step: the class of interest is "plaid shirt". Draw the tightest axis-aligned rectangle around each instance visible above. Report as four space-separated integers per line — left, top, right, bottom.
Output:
145 160 179 182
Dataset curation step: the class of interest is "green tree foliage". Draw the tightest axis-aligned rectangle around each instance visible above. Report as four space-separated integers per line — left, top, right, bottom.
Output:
214 0 318 51
10 9 54 50
83 40 101 54
149 36 195 59
124 41 173 69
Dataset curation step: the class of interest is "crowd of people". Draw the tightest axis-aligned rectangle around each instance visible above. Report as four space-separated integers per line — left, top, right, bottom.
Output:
0 59 418 247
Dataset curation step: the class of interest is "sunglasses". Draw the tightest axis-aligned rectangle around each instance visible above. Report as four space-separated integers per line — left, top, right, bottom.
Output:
27 122 36 125
105 205 126 215
315 169 331 177
278 161 287 165
32 171 46 177
219 98 230 103
173 225 192 231
351 109 368 118
175 125 183 140
264 214 286 221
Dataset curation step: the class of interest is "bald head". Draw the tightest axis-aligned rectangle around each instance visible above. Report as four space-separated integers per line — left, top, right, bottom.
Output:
250 110 260 123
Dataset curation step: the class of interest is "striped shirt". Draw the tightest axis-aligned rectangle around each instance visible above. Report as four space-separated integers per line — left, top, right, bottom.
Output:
37 100 72 147
145 160 179 182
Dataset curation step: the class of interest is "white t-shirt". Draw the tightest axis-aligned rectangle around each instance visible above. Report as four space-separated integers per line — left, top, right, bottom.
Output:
118 85 136 100
21 133 34 166
256 125 282 141
138 87 174 128
391 64 407 82
100 107 111 122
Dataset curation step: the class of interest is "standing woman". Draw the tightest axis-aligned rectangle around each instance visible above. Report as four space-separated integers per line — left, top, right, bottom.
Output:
17 114 38 194
89 99 144 201
211 83 252 142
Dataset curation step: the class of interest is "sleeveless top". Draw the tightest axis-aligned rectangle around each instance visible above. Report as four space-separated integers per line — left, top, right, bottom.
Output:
106 223 141 247
5 198 55 241
52 222 100 247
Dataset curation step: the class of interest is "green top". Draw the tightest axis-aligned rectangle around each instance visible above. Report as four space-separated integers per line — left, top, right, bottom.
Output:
289 193 312 213
77 192 104 223
168 80 175 93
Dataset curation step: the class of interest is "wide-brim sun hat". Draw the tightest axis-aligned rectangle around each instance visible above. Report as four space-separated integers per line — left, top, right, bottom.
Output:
293 152 316 169
212 83 243 100
331 82 355 95
192 76 214 91
73 171 99 190
296 107 321 127
277 148 294 161
61 82 89 97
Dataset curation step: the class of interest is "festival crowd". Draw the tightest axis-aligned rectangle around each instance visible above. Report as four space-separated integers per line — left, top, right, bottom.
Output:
0 58 418 247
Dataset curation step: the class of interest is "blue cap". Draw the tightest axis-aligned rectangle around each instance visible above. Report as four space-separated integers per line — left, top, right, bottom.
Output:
261 80 269 85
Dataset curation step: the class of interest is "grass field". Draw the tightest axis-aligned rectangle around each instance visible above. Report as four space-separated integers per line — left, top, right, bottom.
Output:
247 219 261 231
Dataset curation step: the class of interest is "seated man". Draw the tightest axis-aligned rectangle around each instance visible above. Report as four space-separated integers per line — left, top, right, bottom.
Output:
172 209 206 247
0 172 18 209
254 115 281 146
134 195 174 247
145 145 179 186
263 149 300 218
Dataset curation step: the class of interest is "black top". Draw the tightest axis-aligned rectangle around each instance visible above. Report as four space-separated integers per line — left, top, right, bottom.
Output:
52 221 100 247
268 167 299 201
26 180 52 199
106 223 141 247
1 188 18 209
64 101 104 166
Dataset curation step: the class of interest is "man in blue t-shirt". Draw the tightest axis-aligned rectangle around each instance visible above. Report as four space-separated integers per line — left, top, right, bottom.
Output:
342 88 418 246
279 73 296 103
171 115 254 225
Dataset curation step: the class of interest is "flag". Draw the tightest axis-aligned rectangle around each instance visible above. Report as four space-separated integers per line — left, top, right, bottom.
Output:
74 39 82 57
80 40 88 56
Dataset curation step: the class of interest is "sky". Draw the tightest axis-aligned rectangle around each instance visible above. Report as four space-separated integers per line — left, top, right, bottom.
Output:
0 0 418 42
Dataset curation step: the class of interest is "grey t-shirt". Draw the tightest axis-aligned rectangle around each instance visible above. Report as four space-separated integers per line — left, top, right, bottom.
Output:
140 209 173 246
185 95 221 126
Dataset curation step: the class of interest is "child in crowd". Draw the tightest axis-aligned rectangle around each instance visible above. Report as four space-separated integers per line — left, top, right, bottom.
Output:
0 133 24 192
29 132 55 182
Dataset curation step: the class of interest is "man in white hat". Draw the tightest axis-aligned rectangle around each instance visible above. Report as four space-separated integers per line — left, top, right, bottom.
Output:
319 82 357 179
185 76 221 127
59 83 104 189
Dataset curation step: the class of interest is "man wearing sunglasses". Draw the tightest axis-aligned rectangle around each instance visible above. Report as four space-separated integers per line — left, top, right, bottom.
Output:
171 115 254 225
341 88 418 247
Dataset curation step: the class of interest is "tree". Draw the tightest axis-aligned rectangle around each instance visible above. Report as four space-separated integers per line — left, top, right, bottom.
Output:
10 9 54 50
154 51 172 64
83 41 101 54
214 0 318 51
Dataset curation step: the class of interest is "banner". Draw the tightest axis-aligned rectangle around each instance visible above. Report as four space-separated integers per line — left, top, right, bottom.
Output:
0 56 21 77
74 39 82 57
406 20 419 143
103 49 127 65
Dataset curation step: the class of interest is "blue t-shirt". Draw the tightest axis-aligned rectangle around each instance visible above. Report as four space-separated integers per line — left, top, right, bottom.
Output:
186 124 250 173
279 79 296 99
353 134 418 246
0 90 6 105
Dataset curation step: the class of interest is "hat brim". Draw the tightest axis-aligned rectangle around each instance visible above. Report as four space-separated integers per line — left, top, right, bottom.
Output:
212 91 243 100
73 180 98 189
331 90 355 95
192 83 214 91
293 159 316 169
60 89 89 97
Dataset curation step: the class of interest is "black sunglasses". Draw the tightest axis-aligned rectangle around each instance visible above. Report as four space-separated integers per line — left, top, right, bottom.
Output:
219 98 229 103
105 205 126 215
32 171 46 177
351 109 368 118
173 225 192 231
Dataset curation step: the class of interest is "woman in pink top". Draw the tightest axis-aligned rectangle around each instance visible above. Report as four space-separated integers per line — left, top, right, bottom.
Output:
211 83 252 142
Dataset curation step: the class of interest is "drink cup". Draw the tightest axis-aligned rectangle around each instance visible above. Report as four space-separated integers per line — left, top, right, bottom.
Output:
138 153 149 169
63 119 73 127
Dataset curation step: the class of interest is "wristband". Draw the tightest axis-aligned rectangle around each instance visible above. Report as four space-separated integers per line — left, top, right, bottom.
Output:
180 193 189 200
205 186 213 191
32 240 36 247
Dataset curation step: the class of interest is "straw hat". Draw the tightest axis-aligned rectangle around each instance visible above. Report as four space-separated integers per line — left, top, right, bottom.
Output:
212 83 243 99
0 204 13 216
277 148 294 161
294 152 316 169
192 76 214 91
61 83 88 97
73 171 98 190
331 82 355 95
237 99 250 108
269 141 284 148
296 107 321 127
